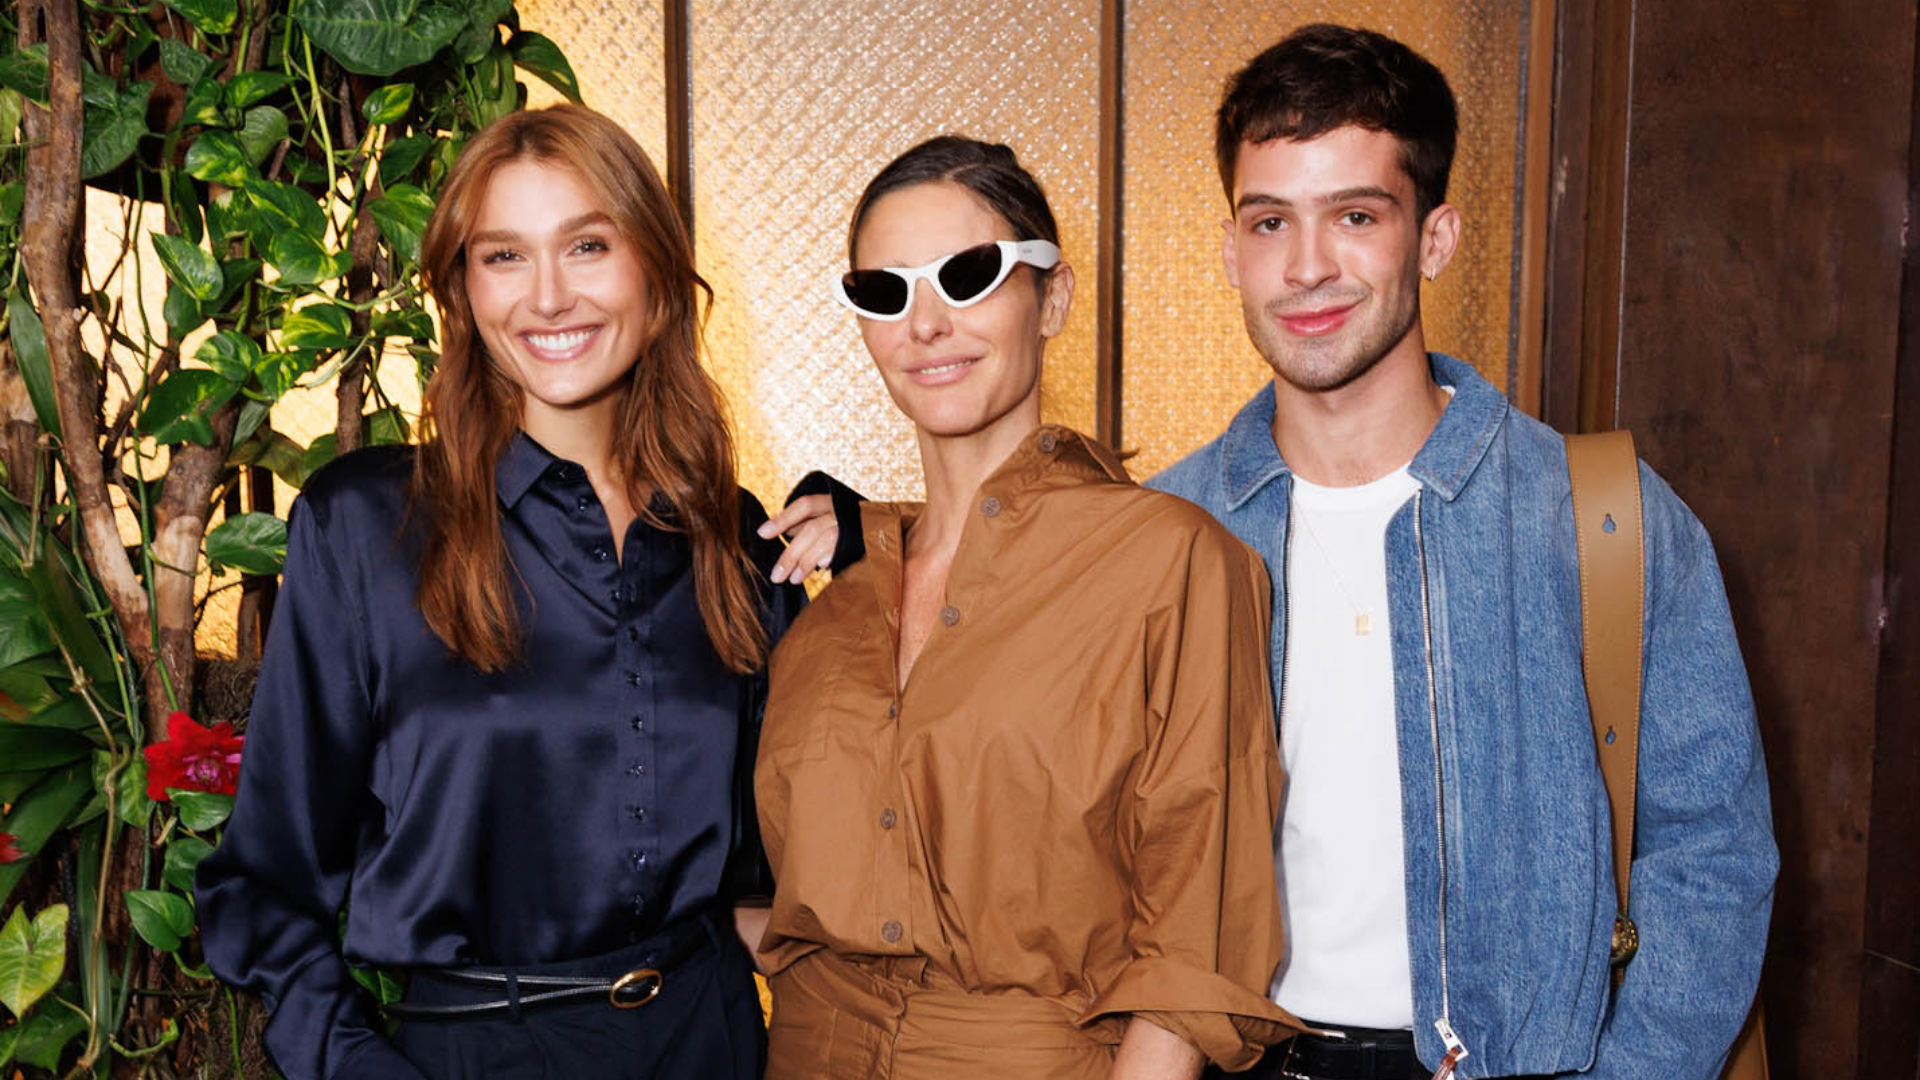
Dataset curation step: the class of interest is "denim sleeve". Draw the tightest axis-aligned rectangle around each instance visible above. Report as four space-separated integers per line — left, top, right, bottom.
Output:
193 500 429 1080
1572 469 1777 1080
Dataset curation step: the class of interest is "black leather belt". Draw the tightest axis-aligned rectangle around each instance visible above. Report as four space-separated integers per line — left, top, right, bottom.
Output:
384 911 720 1020
1261 1020 1421 1080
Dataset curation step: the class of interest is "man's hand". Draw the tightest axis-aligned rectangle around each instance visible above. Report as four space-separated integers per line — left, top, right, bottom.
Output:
758 494 839 584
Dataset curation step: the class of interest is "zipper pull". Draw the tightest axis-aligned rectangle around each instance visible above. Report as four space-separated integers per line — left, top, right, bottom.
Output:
1428 1018 1470 1080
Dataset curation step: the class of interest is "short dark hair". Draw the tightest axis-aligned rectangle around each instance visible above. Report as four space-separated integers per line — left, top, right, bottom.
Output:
1215 24 1458 217
847 135 1059 265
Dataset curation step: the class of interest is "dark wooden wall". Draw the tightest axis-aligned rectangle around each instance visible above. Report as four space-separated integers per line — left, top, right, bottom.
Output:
1541 1 1920 1077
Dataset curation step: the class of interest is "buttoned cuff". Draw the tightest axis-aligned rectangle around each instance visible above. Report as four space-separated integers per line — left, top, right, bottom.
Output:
1078 956 1302 1071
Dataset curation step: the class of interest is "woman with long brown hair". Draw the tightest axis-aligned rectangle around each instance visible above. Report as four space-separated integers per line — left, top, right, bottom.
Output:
197 105 800 1080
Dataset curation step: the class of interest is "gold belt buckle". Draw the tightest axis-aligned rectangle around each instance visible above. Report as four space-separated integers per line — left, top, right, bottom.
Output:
609 967 663 1009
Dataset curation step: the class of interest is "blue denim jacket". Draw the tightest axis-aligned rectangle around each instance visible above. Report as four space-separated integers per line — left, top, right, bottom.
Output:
1148 354 1776 1079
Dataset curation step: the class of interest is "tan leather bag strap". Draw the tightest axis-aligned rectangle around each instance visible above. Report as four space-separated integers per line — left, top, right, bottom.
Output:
1566 430 1645 918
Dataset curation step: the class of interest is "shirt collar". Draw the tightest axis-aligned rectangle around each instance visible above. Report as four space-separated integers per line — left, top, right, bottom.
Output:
1218 352 1508 508
859 423 1131 557
494 431 576 509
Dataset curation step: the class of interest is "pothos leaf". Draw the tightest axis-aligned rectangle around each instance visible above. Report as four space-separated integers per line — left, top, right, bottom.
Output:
184 131 255 187
80 83 153 179
510 32 580 104
237 104 289 165
296 0 466 77
366 183 433 265
204 512 288 576
136 370 239 446
150 231 224 303
361 83 414 126
163 0 239 36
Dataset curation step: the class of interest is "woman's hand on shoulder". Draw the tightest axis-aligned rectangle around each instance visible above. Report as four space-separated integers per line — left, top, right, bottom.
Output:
758 494 838 585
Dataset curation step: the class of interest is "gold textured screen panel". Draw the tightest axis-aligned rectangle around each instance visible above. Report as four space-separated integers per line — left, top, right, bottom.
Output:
517 0 668 167
690 0 1101 504
1121 1 1524 478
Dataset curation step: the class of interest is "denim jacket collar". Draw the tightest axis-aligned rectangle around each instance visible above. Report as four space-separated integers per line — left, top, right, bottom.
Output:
1217 352 1509 509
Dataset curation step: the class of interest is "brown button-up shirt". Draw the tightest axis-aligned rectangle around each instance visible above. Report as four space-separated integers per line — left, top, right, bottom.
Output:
756 426 1298 1071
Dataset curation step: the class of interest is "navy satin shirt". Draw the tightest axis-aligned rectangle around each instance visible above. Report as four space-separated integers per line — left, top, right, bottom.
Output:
196 435 803 1080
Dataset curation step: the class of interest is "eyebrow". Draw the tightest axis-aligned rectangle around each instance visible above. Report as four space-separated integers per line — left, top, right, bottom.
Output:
1235 185 1402 213
468 211 616 246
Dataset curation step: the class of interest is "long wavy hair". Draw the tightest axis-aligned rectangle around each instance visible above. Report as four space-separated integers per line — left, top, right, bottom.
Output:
413 105 764 674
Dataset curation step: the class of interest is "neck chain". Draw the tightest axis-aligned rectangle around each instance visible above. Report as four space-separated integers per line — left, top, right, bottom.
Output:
1291 497 1374 636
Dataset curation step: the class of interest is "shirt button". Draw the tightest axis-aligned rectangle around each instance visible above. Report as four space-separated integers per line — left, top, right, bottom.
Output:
939 605 961 627
979 496 1001 518
591 546 610 562
879 808 897 830
575 495 592 512
886 701 898 719
631 715 645 732
1037 431 1059 453
610 586 625 603
626 626 639 643
626 671 644 687
881 920 902 943
630 850 647 869
632 893 646 914
630 805 646 821
628 761 645 776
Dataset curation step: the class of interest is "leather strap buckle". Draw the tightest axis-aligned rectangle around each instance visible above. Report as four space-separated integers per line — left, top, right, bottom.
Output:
608 967 663 1008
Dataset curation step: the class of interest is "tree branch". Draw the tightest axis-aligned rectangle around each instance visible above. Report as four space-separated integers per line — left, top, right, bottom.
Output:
149 402 239 717
21 0 154 676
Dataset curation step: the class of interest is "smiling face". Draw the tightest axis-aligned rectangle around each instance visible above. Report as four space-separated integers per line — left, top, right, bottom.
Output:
1222 125 1457 393
851 181 1071 441
463 158 652 438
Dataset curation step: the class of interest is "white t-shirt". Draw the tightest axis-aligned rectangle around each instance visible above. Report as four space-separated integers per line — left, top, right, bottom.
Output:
1270 464 1421 1029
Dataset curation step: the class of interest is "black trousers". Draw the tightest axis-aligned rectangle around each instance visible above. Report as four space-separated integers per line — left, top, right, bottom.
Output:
391 922 766 1080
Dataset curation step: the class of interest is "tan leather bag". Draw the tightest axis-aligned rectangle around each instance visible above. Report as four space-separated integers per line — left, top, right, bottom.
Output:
1566 431 1769 1080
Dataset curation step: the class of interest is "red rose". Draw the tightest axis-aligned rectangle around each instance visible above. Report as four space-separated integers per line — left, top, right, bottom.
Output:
144 711 244 801
0 832 24 864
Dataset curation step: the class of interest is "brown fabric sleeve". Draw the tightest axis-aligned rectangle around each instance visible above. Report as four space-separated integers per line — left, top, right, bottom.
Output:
1077 534 1302 1071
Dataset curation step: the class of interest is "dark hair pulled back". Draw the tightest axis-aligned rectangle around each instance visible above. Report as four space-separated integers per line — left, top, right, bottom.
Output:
847 135 1059 265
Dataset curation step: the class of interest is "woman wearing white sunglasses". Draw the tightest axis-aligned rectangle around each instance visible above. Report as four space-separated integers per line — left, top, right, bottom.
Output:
748 136 1300 1080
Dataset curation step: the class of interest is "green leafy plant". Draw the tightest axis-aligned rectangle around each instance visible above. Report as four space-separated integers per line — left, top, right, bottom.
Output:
0 1 576 1072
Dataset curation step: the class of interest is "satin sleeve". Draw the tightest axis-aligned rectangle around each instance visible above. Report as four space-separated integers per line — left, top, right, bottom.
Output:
194 498 426 1080
730 491 808 900
1079 531 1302 1072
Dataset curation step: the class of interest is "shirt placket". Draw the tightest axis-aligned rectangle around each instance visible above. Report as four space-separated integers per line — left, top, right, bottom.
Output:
557 467 659 941
619 524 659 935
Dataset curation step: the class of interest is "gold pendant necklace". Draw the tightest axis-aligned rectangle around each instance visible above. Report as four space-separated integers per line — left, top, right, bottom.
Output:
1293 500 1374 636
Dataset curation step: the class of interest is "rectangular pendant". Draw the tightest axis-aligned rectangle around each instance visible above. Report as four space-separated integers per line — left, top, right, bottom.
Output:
1355 613 1372 636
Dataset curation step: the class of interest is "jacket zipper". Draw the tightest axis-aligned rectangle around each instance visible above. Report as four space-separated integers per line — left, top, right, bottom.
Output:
1278 503 1293 735
1415 489 1471 1077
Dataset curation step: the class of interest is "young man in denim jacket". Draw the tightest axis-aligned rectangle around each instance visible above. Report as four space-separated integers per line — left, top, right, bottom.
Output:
765 23 1775 1080
1149 23 1776 1080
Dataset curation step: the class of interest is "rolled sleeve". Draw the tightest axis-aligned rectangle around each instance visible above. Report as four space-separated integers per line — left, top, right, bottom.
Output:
1079 532 1301 1071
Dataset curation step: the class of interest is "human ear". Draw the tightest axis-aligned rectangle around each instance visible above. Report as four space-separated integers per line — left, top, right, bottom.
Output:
1418 203 1462 280
1039 262 1075 339
1221 216 1241 289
